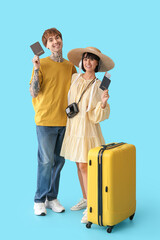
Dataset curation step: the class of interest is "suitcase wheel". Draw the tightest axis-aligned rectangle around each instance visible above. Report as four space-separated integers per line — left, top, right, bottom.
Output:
129 213 135 221
107 226 114 233
86 222 92 228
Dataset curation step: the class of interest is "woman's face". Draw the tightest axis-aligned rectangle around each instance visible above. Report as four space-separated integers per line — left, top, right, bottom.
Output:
83 54 98 73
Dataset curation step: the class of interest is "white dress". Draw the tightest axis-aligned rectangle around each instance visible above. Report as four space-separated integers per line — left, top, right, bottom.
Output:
60 73 110 163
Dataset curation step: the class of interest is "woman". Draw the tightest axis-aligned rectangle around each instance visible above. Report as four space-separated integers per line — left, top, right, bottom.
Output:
60 47 114 223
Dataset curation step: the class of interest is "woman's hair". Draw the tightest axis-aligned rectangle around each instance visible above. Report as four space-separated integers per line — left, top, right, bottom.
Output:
42 28 62 47
82 52 100 72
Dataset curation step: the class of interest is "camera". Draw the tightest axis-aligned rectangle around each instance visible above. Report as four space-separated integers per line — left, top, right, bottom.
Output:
66 102 79 118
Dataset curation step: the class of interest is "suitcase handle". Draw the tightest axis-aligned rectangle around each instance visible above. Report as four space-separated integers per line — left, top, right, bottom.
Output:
101 142 125 150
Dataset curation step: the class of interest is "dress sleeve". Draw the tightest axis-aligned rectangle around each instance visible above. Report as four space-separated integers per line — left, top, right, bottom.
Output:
88 80 110 124
71 73 79 84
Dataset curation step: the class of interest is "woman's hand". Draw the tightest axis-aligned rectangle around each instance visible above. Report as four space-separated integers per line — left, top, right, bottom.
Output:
101 89 109 109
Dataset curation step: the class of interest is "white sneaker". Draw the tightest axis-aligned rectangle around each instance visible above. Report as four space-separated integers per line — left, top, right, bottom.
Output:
83 208 87 215
34 202 47 216
45 199 65 213
81 211 88 223
71 198 87 211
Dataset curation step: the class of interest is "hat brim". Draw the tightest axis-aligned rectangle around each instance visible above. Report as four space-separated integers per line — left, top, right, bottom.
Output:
67 48 115 72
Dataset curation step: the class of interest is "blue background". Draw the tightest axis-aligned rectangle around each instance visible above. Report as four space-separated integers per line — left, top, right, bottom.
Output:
1 0 160 239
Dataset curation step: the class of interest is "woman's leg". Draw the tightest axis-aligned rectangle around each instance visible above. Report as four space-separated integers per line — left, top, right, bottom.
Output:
76 162 88 199
77 162 88 223
76 163 86 199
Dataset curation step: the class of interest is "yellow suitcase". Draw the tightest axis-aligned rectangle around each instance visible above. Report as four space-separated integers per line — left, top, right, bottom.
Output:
86 142 136 233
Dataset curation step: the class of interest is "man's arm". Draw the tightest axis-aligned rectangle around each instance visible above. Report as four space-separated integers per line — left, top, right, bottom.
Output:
30 55 41 98
30 69 40 98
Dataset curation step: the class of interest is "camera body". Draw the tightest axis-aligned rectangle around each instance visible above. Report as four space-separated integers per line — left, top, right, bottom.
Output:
66 102 79 118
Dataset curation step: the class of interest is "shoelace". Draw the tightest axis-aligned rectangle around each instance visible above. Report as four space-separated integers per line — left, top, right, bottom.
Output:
52 199 61 206
36 203 45 210
76 199 86 207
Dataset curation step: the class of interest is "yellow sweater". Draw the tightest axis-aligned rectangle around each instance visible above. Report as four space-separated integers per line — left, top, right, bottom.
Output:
30 57 77 126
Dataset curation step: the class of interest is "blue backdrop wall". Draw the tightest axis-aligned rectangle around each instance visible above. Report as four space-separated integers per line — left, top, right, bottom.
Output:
1 0 160 239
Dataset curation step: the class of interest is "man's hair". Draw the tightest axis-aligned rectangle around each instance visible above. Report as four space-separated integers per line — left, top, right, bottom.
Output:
82 52 100 72
42 28 62 47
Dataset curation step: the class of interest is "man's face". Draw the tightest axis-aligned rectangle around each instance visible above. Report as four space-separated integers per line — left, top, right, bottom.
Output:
46 34 63 53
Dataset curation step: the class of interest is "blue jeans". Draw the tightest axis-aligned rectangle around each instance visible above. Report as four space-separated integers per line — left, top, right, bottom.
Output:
34 126 65 203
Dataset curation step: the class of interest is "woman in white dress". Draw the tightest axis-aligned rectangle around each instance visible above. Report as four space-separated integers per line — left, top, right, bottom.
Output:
60 47 115 223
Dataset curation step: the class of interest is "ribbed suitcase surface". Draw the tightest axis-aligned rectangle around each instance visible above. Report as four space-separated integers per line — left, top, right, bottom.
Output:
87 143 136 233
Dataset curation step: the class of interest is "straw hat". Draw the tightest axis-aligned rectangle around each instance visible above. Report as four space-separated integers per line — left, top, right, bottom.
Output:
67 47 115 72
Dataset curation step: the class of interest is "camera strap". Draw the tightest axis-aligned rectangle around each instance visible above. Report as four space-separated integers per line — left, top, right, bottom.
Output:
77 77 97 104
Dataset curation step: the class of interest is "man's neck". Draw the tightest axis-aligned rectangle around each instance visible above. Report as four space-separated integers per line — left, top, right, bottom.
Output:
50 51 63 62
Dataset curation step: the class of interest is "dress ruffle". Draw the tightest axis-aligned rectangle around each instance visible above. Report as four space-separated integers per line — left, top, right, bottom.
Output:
61 135 105 163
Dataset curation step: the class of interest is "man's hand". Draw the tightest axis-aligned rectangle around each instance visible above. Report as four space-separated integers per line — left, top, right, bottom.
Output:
101 89 110 109
32 55 40 70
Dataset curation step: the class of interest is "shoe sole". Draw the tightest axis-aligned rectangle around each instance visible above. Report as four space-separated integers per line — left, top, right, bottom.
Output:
52 209 65 213
81 220 88 224
39 213 46 216
71 207 87 211
35 212 46 216
46 207 65 213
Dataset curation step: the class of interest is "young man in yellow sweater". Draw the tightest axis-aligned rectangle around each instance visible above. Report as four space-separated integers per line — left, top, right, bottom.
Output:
30 28 76 216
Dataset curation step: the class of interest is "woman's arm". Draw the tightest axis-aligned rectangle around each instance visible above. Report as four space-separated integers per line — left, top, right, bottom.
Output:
88 101 110 124
88 82 110 124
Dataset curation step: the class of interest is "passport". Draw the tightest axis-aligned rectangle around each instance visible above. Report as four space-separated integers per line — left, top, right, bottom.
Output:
30 41 45 56
99 73 111 90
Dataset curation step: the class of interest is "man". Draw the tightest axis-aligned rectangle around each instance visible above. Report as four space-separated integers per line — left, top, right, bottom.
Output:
30 28 77 216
